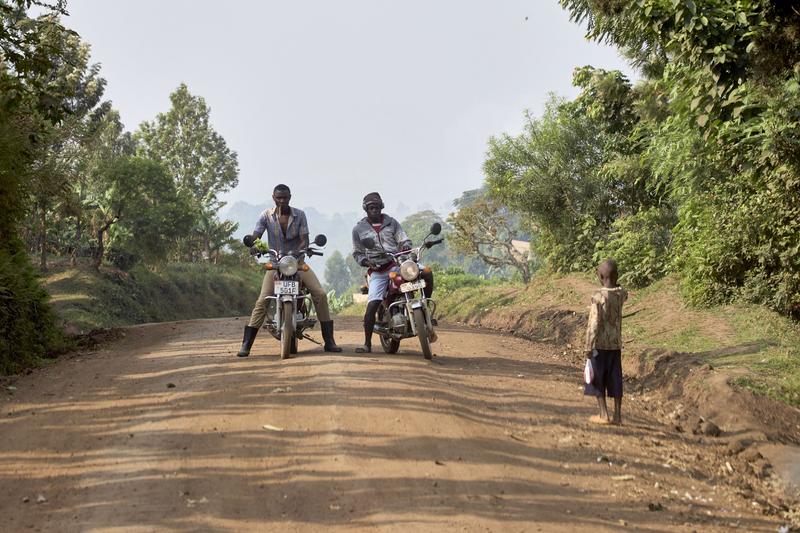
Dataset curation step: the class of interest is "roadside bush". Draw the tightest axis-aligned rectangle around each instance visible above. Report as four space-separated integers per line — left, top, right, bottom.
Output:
594 206 675 288
326 290 353 315
436 266 495 295
0 243 64 373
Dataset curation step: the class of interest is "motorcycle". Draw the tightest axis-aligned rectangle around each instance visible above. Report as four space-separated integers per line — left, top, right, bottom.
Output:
243 233 327 360
361 222 443 360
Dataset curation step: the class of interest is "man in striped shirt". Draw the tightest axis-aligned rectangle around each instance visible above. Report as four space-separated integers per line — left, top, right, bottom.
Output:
237 184 341 357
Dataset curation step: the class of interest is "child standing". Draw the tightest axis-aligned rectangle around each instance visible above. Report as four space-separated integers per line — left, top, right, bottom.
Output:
584 259 628 425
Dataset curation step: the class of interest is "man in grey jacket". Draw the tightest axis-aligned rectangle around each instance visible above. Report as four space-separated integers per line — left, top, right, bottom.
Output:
352 192 433 353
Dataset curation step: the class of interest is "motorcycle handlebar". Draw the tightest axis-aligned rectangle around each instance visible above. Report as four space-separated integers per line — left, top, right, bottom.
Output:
251 247 323 259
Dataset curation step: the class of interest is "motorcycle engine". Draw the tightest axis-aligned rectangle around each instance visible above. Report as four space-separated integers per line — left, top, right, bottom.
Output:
390 312 406 332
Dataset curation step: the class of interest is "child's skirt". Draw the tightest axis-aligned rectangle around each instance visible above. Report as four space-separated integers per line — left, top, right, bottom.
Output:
584 348 623 398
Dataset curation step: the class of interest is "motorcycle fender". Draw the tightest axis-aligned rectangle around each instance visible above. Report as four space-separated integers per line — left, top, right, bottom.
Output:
410 300 423 310
280 295 294 304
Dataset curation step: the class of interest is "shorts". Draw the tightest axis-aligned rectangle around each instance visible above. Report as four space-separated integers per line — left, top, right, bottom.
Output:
367 267 399 302
584 349 623 398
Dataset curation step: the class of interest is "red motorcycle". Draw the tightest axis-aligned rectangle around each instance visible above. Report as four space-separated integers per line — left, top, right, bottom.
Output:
361 223 443 359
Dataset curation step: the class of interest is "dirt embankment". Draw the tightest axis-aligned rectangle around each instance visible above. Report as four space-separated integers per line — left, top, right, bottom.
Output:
438 276 800 515
43 263 262 334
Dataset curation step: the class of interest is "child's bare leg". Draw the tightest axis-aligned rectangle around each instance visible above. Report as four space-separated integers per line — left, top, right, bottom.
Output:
598 396 609 420
590 396 611 424
612 397 622 424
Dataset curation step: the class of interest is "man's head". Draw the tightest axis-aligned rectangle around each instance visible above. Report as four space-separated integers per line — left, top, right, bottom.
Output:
597 259 619 288
273 184 291 213
362 192 384 222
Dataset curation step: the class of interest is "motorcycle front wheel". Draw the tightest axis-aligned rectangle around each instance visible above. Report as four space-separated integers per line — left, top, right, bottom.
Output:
413 308 432 360
280 300 294 360
377 305 399 354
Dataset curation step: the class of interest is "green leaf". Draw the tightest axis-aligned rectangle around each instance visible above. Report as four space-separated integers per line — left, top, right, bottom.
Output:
737 12 747 25
696 114 709 127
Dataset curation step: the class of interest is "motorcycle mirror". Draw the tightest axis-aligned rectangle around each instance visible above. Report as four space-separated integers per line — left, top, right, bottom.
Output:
361 237 376 249
430 222 442 236
242 234 255 247
313 234 327 247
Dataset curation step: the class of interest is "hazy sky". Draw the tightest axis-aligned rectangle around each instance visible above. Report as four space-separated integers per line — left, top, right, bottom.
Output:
64 1 634 215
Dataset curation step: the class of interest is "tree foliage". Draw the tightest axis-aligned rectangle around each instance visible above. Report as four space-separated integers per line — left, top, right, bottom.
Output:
485 70 659 274
137 84 239 261
0 2 245 371
557 0 800 316
448 194 533 283
324 250 352 296
0 0 71 371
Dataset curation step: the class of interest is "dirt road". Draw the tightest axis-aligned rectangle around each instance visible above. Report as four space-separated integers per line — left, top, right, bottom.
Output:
0 317 782 532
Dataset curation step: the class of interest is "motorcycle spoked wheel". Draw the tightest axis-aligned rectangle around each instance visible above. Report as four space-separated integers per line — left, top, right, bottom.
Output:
291 298 308 354
413 307 432 360
377 305 400 354
280 300 294 360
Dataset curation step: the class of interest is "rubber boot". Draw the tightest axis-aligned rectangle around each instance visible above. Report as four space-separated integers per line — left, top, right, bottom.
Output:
321 321 342 353
237 325 258 357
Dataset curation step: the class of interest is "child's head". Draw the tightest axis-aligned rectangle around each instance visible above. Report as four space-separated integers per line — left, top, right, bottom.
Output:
597 259 619 288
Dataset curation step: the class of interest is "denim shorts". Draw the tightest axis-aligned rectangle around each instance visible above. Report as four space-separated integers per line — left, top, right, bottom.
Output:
367 267 399 302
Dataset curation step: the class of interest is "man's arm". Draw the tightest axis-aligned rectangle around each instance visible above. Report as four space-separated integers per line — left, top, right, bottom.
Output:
298 211 309 250
352 226 368 266
251 211 269 240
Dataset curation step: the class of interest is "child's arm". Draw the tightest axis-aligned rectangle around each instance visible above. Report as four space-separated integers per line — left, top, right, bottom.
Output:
584 294 599 358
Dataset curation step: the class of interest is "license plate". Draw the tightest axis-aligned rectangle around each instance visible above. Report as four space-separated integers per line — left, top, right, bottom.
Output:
275 281 299 295
400 279 426 293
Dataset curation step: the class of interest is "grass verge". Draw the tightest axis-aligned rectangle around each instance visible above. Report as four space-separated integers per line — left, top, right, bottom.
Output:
43 263 262 333
436 272 800 408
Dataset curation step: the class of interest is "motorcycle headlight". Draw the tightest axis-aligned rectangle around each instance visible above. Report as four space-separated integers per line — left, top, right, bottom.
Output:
400 260 420 281
278 255 298 276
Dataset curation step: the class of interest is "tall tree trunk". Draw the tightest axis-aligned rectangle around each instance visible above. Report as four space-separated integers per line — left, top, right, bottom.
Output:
38 200 47 270
204 233 211 262
71 217 81 267
94 227 104 271
94 218 115 271
72 184 84 267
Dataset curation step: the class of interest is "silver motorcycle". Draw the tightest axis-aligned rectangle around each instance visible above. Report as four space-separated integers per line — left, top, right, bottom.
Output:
244 234 327 360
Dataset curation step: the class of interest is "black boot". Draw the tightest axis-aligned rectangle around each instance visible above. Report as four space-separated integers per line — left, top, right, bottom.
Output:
321 321 342 352
237 325 258 357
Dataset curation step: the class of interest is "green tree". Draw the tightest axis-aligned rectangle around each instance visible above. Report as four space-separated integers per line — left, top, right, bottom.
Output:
137 84 239 261
87 156 186 269
448 194 532 283
0 0 71 371
560 0 800 316
14 21 107 268
345 253 365 288
400 210 452 267
325 250 351 296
